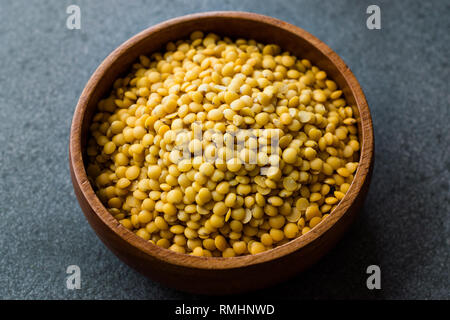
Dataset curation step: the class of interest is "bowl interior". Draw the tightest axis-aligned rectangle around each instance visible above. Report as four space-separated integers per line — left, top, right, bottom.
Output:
72 12 371 269
79 13 361 152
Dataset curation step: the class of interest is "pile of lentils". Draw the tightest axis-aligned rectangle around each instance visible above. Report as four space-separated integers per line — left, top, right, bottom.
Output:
86 31 360 257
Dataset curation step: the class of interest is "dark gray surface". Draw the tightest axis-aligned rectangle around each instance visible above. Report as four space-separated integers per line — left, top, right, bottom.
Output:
0 0 448 300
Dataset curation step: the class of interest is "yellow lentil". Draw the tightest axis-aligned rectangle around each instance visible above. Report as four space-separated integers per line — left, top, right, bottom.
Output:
86 31 360 256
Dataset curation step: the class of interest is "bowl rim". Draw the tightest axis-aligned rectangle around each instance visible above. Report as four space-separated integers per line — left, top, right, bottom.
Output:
70 11 374 270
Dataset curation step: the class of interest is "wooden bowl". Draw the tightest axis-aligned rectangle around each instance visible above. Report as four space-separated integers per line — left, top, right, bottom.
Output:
69 11 374 294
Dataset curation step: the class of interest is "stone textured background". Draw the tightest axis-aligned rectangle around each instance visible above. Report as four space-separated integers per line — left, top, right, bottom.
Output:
0 0 448 299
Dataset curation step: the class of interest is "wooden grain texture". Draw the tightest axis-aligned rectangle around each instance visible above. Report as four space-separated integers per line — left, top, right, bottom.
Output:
69 11 374 294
